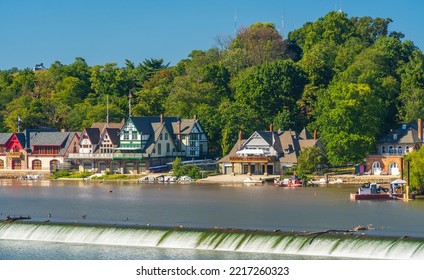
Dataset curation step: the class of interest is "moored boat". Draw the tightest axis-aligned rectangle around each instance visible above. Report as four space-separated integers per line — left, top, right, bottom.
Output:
243 177 263 184
274 176 302 187
350 182 404 200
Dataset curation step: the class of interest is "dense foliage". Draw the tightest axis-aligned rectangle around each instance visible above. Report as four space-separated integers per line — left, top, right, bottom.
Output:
1 11 424 165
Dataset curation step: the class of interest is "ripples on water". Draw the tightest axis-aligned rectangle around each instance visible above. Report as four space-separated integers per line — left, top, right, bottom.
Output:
1 179 424 259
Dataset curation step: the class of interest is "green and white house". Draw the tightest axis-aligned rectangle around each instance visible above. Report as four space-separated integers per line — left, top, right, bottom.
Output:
113 115 208 174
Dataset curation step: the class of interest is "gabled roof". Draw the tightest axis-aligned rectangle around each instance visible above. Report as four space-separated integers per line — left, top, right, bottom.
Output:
91 119 125 133
130 116 201 136
30 132 71 146
218 139 246 163
24 128 57 149
104 128 120 145
28 131 77 154
83 128 101 145
299 128 313 140
144 123 164 155
220 128 320 166
0 133 13 145
13 133 26 149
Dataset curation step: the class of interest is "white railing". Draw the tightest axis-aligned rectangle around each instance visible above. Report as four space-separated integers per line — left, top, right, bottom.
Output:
67 153 113 159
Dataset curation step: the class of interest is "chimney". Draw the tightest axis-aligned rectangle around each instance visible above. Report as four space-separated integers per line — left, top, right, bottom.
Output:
160 114 164 124
178 118 182 149
238 130 243 141
314 130 317 140
269 123 273 132
419 118 423 141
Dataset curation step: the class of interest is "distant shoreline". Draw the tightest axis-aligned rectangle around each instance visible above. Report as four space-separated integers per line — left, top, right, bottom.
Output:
0 173 401 185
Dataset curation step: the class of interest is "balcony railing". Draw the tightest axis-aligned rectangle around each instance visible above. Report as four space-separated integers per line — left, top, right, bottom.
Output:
112 153 144 160
229 155 276 163
8 152 22 158
68 153 113 159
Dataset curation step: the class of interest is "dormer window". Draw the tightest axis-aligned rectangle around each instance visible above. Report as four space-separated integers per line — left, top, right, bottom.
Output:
393 134 397 140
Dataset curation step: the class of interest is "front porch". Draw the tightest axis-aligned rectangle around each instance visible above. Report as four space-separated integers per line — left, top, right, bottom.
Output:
228 155 278 176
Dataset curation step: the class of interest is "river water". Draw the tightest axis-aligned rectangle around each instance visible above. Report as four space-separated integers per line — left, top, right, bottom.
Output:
1 179 423 259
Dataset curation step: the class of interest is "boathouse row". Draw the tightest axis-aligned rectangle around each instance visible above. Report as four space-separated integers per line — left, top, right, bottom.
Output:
365 118 424 176
0 115 208 176
218 125 322 176
0 128 80 177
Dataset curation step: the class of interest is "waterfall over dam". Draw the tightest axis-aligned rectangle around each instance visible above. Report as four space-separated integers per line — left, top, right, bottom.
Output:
1 222 424 259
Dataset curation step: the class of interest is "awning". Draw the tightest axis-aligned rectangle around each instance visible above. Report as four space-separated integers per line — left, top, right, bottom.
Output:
390 179 407 184
236 149 264 155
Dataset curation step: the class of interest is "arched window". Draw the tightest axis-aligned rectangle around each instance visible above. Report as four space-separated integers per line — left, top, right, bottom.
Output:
381 146 386 154
372 161 382 175
405 146 410 154
397 146 403 154
389 162 400 176
32 159 42 170
50 160 60 171
388 146 394 154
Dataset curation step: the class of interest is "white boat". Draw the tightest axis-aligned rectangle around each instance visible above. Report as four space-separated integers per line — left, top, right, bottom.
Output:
138 176 156 183
243 177 263 184
350 182 404 200
165 176 177 182
178 176 194 182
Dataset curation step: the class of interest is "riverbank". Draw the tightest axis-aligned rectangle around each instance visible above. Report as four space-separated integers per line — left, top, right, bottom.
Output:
198 173 401 185
0 171 402 185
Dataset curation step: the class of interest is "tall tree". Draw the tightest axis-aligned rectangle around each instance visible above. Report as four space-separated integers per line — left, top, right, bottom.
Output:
314 82 383 165
233 60 307 130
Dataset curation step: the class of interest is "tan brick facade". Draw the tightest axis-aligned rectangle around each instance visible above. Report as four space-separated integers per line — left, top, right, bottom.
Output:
365 155 403 175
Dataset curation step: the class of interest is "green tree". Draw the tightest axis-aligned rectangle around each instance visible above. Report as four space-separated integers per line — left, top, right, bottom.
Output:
315 82 383 165
132 69 173 116
234 60 307 130
228 22 287 67
398 50 424 122
404 148 424 194
297 147 327 174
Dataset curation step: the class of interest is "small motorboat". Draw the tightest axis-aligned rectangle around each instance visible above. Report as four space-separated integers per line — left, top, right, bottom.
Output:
350 182 403 200
274 177 302 187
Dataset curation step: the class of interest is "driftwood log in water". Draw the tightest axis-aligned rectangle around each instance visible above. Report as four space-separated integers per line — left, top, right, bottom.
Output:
3 215 31 223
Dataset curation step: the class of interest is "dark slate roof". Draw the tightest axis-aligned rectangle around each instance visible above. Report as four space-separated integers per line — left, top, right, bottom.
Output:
84 128 101 145
131 116 199 136
16 133 26 148
105 128 120 145
23 128 57 149
378 122 422 144
30 132 71 146
0 133 13 145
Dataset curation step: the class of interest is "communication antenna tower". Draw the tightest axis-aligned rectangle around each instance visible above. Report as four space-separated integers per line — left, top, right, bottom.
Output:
234 10 237 35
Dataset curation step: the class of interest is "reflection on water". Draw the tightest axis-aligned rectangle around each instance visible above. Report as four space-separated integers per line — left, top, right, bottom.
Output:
1 179 424 259
1 180 424 237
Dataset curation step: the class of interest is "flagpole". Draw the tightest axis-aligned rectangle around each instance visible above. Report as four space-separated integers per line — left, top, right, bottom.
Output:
128 91 132 118
106 95 109 126
17 116 22 133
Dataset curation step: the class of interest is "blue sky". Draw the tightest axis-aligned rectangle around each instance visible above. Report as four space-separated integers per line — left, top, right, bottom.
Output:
1 0 423 70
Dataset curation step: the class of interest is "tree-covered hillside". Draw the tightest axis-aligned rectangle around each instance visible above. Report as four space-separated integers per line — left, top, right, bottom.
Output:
1 11 423 164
